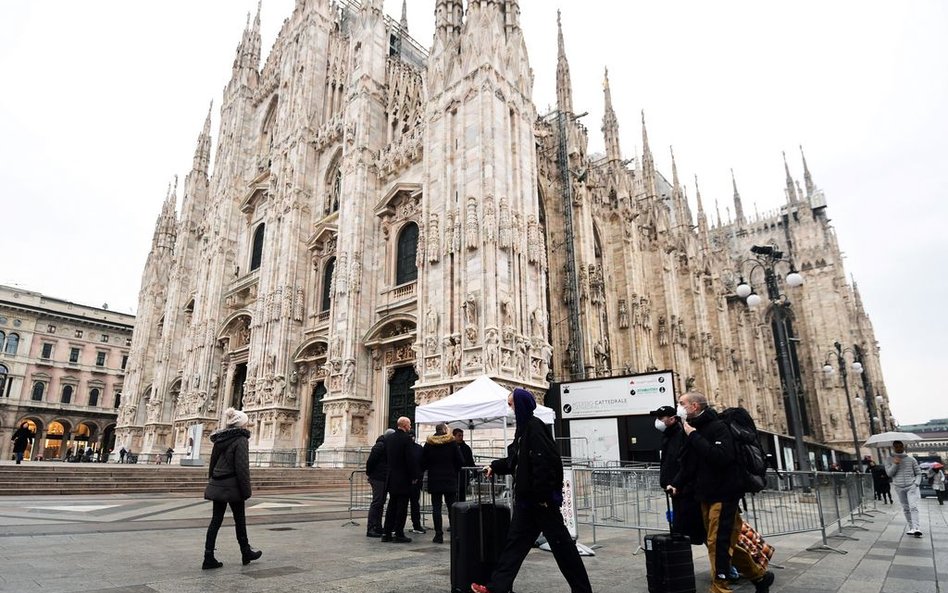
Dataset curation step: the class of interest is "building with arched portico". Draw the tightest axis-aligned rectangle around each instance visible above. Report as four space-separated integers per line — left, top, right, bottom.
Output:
0 285 133 462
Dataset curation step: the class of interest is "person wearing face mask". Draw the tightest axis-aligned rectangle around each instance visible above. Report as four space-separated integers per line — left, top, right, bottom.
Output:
670 391 774 593
885 440 922 537
652 406 705 546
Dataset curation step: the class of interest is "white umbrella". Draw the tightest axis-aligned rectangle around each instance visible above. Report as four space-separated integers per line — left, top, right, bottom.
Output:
863 431 922 448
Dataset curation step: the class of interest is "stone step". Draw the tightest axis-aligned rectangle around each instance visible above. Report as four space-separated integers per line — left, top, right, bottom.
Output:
0 466 358 495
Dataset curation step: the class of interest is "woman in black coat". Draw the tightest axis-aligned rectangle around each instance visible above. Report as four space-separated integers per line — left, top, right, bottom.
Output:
472 389 592 593
202 408 262 569
11 422 34 464
422 422 463 543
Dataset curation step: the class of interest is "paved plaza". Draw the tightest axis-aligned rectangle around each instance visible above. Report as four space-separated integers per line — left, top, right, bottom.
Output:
0 486 944 593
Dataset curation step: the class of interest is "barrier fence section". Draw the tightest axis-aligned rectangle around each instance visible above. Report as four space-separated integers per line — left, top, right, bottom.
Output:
570 467 878 554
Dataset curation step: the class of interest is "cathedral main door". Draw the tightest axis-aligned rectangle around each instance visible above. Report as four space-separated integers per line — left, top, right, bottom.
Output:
309 382 326 452
387 366 418 431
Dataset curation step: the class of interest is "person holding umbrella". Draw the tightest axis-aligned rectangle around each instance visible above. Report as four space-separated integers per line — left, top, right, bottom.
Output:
885 440 923 537
928 462 945 505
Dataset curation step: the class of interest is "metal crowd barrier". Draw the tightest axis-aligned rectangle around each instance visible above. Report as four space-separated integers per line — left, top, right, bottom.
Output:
570 467 878 554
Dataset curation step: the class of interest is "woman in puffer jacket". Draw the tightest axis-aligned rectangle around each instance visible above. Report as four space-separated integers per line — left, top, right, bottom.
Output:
202 407 263 569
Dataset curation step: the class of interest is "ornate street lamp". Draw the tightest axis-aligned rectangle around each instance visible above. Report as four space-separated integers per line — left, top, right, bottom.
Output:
822 342 864 466
735 244 809 471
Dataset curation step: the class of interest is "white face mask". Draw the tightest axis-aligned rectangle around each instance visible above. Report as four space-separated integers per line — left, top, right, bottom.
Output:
654 418 667 432
676 404 688 421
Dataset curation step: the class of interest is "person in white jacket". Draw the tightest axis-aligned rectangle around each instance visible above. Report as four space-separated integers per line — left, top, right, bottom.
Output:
885 440 922 537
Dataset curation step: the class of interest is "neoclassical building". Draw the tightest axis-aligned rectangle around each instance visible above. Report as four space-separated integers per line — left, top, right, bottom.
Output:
0 285 133 461
117 0 890 468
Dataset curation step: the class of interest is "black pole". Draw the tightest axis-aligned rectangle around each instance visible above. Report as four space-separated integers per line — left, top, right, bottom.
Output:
764 264 811 471
835 342 863 466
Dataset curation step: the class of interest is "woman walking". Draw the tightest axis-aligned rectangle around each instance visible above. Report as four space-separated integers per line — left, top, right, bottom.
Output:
202 407 263 569
422 422 463 543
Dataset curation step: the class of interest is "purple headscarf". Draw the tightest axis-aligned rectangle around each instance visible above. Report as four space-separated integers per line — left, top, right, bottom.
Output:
512 388 536 432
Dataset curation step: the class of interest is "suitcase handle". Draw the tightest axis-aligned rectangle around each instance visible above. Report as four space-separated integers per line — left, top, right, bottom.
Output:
664 490 674 533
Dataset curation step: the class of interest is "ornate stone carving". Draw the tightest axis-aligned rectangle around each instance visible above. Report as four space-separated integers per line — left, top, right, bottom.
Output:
465 197 479 250
427 213 440 262
499 197 512 249
483 195 496 244
618 299 629 329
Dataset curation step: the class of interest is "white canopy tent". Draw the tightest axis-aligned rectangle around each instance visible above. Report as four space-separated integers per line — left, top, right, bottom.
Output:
414 376 555 460
414 375 555 428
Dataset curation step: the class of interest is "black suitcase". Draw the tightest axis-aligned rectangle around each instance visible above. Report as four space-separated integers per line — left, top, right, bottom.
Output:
644 493 696 593
449 474 511 593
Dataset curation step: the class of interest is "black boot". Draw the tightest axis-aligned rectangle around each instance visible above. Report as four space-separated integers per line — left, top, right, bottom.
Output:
202 550 223 570
240 544 263 565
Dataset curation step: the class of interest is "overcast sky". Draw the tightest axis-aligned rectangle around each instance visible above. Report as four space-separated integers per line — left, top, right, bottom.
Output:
1 1 945 426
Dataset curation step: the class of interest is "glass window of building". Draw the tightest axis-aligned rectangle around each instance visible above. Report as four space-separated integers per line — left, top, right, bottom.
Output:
96 352 106 366
395 222 419 285
69 347 81 363
41 343 54 359
89 388 100 407
3 333 18 355
61 384 73 404
32 381 45 401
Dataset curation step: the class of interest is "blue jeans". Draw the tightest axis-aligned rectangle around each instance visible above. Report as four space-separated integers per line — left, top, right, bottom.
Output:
14 451 24 464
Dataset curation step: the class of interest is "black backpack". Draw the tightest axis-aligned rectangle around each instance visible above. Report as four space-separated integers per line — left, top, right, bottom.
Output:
719 407 768 494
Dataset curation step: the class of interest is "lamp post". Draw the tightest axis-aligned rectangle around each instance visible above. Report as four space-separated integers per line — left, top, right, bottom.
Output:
853 344 881 435
735 244 810 471
822 342 864 466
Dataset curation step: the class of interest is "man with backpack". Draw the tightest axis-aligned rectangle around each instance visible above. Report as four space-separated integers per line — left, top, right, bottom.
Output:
671 391 774 593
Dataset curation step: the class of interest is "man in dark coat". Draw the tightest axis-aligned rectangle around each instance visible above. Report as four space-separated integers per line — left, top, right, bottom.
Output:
453 427 476 501
365 428 395 537
674 391 773 593
381 416 417 543
653 405 705 545
409 438 426 534
11 422 34 464
471 389 592 593
423 422 463 543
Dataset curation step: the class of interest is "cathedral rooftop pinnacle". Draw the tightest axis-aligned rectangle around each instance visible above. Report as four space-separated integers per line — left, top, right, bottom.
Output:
782 151 798 204
731 168 745 224
800 145 815 199
555 10 574 114
602 67 621 162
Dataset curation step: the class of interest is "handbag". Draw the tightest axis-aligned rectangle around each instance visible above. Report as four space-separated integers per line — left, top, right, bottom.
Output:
736 521 775 570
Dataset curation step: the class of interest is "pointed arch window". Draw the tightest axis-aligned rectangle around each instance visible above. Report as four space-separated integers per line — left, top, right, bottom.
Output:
250 223 265 271
321 257 336 313
396 222 419 285
3 333 17 355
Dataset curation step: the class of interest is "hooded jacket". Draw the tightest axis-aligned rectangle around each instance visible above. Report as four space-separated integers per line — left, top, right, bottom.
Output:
885 453 921 488
683 407 743 503
204 427 252 502
491 415 563 506
422 433 464 493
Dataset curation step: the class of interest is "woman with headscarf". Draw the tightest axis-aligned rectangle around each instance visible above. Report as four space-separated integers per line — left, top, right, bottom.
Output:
471 388 592 593
202 407 263 569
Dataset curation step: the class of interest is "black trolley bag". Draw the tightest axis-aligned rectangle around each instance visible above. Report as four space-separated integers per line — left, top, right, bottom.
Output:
450 469 511 593
644 492 697 593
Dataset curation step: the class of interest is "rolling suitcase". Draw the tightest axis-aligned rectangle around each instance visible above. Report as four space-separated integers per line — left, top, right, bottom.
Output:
644 493 696 593
450 472 511 593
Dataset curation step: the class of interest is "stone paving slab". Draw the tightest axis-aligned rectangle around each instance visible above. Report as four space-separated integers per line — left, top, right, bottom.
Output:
0 493 943 593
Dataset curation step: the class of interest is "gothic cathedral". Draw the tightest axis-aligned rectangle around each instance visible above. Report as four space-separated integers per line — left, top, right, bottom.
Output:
116 0 890 465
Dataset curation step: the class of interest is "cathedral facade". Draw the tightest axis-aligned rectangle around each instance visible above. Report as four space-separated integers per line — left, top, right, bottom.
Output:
116 0 891 468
